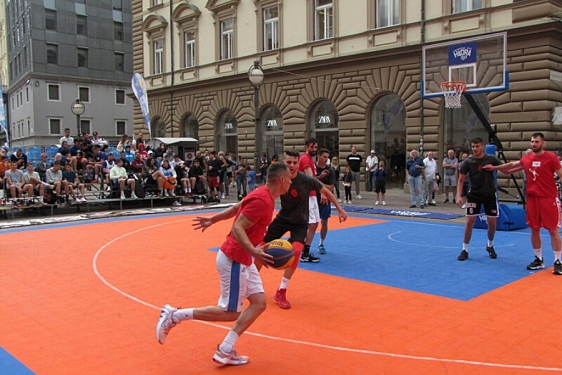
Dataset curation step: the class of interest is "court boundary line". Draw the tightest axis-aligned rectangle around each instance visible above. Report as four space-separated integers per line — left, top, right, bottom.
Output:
90 214 562 372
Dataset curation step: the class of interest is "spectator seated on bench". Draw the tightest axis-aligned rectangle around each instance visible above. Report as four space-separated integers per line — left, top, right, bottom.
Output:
35 153 49 182
23 163 45 204
62 164 87 202
110 158 138 200
85 145 107 183
0 155 10 189
102 153 117 191
142 157 160 197
5 162 34 204
46 162 69 197
153 159 176 198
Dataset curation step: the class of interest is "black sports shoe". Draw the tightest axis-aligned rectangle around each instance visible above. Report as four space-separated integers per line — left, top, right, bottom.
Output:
486 246 497 259
444 199 449 203
300 253 321 263
457 250 468 261
409 205 416 208
553 260 562 275
526 256 545 270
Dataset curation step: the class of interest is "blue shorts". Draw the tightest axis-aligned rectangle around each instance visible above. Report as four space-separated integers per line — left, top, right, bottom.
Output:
319 203 331 220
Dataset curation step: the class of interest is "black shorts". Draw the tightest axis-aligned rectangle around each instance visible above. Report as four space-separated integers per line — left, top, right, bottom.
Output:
466 191 499 217
375 181 386 194
264 217 308 244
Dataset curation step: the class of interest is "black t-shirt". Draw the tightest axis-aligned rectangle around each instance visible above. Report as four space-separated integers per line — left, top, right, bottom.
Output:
10 153 27 170
207 158 222 177
459 154 502 196
278 172 323 224
346 154 363 172
317 164 335 205
188 165 204 179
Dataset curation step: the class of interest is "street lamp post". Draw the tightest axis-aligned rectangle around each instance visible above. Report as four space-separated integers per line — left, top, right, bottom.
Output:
70 98 85 139
248 60 264 170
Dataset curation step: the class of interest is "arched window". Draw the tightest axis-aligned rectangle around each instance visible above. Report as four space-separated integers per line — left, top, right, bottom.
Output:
370 94 406 188
260 105 283 159
181 114 198 139
217 110 237 154
309 100 339 156
443 94 489 158
153 117 166 138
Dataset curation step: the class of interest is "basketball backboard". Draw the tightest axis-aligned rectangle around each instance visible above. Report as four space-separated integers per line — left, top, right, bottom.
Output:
422 32 508 99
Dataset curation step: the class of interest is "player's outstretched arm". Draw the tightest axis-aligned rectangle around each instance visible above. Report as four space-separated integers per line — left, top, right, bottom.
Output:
192 201 242 232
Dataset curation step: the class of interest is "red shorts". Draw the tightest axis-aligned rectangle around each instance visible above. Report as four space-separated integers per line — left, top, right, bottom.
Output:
208 176 220 188
526 195 561 230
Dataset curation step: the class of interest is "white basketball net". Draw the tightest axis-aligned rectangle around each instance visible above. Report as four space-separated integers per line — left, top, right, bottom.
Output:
440 81 466 109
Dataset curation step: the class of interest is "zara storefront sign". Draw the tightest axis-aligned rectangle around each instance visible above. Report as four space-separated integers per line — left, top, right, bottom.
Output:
552 107 562 126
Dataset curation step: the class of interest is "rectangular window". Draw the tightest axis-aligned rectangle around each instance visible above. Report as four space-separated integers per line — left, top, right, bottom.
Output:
49 119 61 135
78 87 90 102
263 6 279 51
81 120 91 134
376 0 399 28
116 121 126 135
26 87 29 102
46 43 58 64
315 0 333 40
453 0 482 13
77 15 87 35
45 9 57 31
220 19 233 60
77 47 88 68
152 0 162 6
114 22 124 41
48 84 60 101
115 52 125 72
112 0 122 10
153 39 163 74
184 31 195 68
115 89 125 105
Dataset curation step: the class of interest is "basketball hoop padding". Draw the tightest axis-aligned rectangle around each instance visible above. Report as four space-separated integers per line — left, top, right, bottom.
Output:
440 81 466 108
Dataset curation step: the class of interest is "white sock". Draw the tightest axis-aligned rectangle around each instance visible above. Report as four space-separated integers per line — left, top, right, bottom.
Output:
174 308 194 322
534 248 542 259
487 240 493 247
219 331 239 353
320 238 324 245
187 188 191 192
462 243 469 251
279 276 290 290
554 251 561 262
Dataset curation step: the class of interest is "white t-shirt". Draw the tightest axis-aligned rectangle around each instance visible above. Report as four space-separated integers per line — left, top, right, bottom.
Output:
423 157 437 179
366 155 378 171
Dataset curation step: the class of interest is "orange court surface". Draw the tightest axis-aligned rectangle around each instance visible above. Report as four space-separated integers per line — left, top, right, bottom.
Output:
1 210 562 375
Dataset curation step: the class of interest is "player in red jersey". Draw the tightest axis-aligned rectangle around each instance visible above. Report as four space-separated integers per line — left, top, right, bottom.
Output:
484 132 562 274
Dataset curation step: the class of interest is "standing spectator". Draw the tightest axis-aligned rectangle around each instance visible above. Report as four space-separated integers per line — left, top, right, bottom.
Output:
110 158 138 200
342 165 353 204
456 138 501 261
35 153 49 182
365 150 378 192
331 155 341 202
246 166 256 192
484 133 562 274
235 158 247 200
62 164 87 202
156 163 292 365
315 148 336 255
258 152 270 184
10 148 28 170
59 128 74 145
406 149 425 208
374 160 387 205
206 151 222 202
443 149 459 203
346 146 363 199
423 151 438 206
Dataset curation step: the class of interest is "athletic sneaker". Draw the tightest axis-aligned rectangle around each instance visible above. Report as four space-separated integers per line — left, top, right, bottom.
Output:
172 201 181 206
300 252 321 263
486 246 497 259
318 244 326 254
526 256 545 270
382 201 386 206
356 195 363 199
120 193 126 200
553 260 562 275
156 304 180 345
457 250 468 261
274 288 291 309
212 345 249 365
374 201 379 205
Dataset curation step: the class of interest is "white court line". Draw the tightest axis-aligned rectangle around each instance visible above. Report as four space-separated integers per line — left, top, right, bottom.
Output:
92 216 562 372
387 231 515 250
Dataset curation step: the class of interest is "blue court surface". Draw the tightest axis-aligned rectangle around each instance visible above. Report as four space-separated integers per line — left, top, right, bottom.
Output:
0 348 35 375
294 219 543 301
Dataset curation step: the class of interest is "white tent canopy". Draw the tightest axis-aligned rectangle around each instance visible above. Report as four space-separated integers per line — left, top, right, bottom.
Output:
151 137 198 145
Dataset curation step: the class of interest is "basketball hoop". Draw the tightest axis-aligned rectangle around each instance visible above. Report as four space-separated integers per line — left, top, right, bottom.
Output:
440 81 466 109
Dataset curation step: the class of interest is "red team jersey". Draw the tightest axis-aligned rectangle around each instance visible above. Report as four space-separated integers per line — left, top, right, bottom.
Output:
220 186 275 266
299 153 317 197
520 151 559 198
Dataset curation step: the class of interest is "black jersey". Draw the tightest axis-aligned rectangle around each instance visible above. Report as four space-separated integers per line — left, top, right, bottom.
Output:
277 172 323 224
